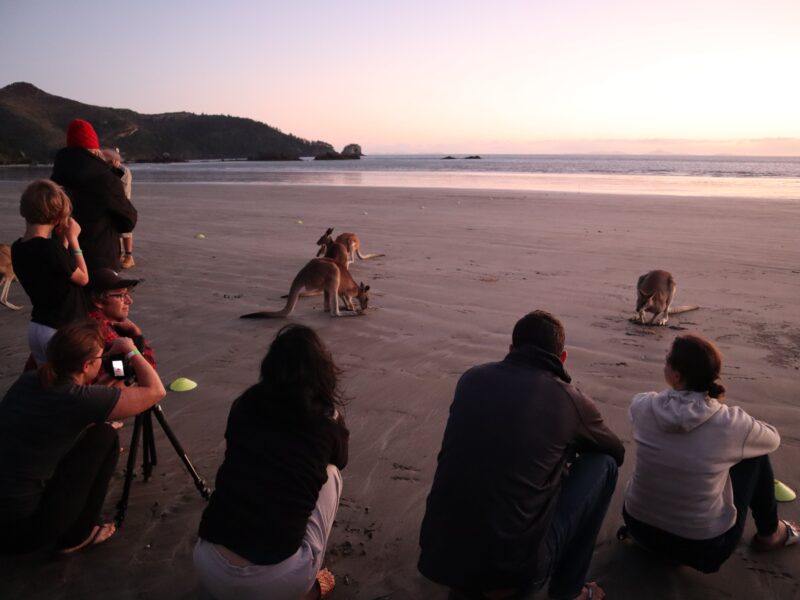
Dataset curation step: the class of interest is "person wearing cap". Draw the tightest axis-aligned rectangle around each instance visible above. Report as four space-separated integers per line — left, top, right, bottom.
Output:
100 148 136 269
51 119 137 271
87 268 155 368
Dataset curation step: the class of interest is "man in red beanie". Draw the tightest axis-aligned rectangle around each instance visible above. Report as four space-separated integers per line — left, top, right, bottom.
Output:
51 119 137 271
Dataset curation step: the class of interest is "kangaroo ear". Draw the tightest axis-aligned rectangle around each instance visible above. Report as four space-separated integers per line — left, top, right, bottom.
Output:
326 227 334 235
364 285 370 292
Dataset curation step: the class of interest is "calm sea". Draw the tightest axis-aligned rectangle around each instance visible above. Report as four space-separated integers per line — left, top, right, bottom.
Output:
2 154 799 199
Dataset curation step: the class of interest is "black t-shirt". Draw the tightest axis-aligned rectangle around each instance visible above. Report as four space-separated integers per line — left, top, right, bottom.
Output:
0 372 120 519
11 236 89 328
198 386 349 565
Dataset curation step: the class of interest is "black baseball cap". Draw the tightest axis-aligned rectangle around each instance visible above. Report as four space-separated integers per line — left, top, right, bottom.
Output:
88 268 140 293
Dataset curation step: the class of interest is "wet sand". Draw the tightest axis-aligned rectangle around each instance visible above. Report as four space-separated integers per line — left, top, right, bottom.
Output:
1 181 799 599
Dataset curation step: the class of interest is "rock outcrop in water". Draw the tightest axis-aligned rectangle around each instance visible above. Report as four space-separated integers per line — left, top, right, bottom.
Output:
314 144 364 160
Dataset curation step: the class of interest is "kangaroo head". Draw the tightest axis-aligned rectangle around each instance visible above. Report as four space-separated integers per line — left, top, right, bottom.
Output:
316 227 334 256
357 282 370 311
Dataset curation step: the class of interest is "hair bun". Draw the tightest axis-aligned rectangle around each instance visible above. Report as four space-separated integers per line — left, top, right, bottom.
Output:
707 381 726 399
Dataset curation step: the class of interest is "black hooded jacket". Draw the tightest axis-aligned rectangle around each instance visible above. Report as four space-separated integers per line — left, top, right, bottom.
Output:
418 345 624 591
51 147 137 271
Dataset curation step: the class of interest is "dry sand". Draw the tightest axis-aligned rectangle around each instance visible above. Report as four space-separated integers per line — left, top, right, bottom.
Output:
1 180 799 600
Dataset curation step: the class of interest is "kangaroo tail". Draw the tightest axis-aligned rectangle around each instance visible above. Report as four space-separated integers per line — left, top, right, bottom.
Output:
355 250 385 260
668 305 699 315
241 281 302 318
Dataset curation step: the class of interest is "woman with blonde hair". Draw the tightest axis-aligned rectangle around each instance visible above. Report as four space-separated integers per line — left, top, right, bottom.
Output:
623 334 798 572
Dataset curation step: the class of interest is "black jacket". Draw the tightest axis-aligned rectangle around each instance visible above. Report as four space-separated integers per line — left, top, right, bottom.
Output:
51 147 137 271
418 345 624 591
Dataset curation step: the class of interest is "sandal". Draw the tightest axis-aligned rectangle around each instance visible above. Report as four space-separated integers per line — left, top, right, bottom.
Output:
751 519 800 552
58 522 116 554
316 568 335 599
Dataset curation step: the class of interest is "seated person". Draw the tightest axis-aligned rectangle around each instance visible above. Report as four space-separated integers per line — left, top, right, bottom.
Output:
0 320 166 555
623 334 798 573
12 179 89 366
87 268 155 368
418 311 624 600
194 325 348 600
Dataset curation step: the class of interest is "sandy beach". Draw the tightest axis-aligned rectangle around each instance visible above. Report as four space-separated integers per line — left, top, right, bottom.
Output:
1 180 799 600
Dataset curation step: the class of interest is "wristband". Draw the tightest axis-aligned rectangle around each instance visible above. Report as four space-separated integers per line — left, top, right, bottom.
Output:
125 349 141 360
70 249 83 255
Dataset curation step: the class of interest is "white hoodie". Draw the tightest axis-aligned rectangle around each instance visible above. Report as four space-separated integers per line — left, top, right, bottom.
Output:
625 389 780 540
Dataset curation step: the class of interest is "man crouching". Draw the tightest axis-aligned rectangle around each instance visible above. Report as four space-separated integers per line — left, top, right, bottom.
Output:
88 268 155 368
418 310 624 600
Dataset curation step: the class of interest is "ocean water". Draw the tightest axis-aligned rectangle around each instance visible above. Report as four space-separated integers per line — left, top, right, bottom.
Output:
2 154 799 199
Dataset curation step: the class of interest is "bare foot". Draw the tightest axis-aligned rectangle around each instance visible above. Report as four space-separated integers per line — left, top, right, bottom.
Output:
58 522 116 554
574 582 605 600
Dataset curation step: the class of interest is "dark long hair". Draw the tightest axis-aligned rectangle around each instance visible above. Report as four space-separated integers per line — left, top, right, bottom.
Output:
40 320 104 386
667 334 727 399
253 324 344 420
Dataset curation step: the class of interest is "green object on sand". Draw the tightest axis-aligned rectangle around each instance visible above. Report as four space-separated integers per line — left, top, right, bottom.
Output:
775 479 797 502
169 377 197 392
194 233 206 239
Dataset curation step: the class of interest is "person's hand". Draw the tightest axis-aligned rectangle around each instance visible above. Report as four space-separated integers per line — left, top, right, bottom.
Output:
55 217 82 243
108 336 136 355
113 319 141 337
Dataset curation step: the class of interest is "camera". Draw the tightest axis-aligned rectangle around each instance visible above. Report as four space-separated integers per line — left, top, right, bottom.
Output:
103 353 134 384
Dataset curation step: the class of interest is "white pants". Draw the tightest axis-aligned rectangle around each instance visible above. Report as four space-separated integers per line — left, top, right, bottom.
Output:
194 465 342 600
28 322 57 366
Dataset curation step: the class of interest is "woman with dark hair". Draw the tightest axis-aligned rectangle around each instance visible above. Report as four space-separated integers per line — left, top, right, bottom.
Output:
0 320 165 554
623 334 798 573
195 324 349 600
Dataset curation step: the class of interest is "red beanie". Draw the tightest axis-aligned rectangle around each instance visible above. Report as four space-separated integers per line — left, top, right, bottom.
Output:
66 119 100 150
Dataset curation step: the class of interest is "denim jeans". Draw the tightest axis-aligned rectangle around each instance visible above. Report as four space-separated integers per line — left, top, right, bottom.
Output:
526 452 619 600
623 454 779 573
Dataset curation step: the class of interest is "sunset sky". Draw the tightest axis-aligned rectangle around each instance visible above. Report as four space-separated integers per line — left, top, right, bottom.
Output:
2 0 799 154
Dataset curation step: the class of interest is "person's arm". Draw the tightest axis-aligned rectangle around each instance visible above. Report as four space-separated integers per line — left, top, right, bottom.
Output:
740 411 781 459
329 410 349 469
55 217 89 285
104 174 138 233
572 388 625 466
106 337 166 419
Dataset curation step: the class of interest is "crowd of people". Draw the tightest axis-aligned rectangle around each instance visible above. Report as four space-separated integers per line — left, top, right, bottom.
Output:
0 119 796 600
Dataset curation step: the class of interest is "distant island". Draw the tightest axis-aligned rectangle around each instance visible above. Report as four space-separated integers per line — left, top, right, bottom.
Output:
441 155 482 160
0 82 360 164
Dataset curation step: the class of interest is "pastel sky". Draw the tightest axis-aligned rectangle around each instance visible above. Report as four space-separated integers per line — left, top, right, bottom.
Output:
2 0 799 154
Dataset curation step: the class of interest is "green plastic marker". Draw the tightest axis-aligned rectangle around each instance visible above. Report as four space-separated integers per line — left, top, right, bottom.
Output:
169 377 198 392
775 479 796 502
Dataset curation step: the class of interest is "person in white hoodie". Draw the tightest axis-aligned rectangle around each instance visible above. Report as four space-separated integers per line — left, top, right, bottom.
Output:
623 333 798 573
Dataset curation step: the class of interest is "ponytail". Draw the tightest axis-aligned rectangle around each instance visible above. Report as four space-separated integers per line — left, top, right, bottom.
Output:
707 380 726 400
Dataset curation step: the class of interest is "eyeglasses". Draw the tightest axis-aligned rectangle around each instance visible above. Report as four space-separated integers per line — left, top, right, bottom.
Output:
105 292 133 301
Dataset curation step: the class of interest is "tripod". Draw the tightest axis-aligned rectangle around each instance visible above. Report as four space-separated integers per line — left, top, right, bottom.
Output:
115 404 212 526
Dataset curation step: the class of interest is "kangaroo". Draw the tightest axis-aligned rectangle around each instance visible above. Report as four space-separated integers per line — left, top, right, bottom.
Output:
316 228 384 265
241 258 370 319
0 244 22 310
631 270 698 326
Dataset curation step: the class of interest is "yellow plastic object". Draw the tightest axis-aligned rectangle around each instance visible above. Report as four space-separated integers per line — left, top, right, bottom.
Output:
775 479 797 502
169 377 198 392
296 220 304 224
194 233 206 239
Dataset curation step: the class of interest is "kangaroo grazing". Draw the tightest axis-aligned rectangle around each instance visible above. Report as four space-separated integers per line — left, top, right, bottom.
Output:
241 258 370 319
0 244 22 310
316 228 384 265
631 270 698 326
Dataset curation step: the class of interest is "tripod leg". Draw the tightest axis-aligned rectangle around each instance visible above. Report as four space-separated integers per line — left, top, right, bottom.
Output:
150 404 212 500
142 409 156 481
115 414 143 527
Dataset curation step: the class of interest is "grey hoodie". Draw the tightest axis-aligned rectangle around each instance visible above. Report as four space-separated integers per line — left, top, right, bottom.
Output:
625 389 780 539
